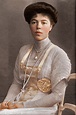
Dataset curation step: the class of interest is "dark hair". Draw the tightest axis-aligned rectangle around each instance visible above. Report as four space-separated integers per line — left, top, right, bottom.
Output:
24 2 58 26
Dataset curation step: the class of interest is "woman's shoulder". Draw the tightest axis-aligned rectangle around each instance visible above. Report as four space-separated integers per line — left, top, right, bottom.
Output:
18 44 33 58
49 44 71 66
52 44 69 58
19 44 33 53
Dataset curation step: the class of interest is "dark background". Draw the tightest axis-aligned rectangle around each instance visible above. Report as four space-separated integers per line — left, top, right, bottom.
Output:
0 0 75 114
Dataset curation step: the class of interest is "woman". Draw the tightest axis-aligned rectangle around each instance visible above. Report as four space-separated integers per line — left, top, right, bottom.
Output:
0 2 71 114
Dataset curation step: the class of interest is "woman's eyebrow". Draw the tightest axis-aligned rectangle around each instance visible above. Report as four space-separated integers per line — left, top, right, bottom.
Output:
41 20 48 22
31 19 37 21
31 19 48 22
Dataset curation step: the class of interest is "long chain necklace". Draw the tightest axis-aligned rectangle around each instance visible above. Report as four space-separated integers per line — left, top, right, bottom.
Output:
8 43 55 103
8 44 49 102
22 42 51 91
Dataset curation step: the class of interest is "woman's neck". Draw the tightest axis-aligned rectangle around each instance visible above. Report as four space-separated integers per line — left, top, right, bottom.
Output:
34 37 51 52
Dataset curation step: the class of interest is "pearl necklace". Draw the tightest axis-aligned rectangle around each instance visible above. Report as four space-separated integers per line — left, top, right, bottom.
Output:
34 51 39 60
8 43 55 103
34 42 50 60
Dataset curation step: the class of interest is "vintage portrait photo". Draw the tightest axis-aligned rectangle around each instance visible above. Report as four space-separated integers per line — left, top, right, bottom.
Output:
0 0 75 115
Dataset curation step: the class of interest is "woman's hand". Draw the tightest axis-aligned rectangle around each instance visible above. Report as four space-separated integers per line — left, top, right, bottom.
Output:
7 102 17 109
0 101 24 110
1 102 9 109
8 102 24 109
14 102 24 108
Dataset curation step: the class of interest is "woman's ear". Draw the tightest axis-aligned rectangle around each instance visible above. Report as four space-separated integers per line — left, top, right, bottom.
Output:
49 25 53 32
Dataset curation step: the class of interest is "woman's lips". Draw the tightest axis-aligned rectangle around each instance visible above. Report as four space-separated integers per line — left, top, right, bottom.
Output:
35 31 42 34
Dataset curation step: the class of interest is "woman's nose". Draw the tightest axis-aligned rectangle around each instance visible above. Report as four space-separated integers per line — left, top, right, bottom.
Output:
36 22 42 29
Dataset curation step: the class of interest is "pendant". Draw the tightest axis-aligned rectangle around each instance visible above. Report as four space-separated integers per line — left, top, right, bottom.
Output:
34 56 38 60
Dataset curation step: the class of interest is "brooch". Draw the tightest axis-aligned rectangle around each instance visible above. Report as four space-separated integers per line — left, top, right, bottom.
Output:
37 78 52 93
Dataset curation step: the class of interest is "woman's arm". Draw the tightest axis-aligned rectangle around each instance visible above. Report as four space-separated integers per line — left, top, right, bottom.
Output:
23 79 67 107
4 83 22 102
4 53 23 102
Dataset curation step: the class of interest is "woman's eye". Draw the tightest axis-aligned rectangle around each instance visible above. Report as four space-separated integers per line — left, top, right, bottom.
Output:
31 21 36 24
42 22 47 24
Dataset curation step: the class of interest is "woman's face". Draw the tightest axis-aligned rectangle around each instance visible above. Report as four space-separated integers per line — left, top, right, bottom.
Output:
29 13 52 41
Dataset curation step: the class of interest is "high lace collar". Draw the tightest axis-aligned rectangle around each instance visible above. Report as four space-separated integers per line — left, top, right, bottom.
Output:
34 38 51 52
